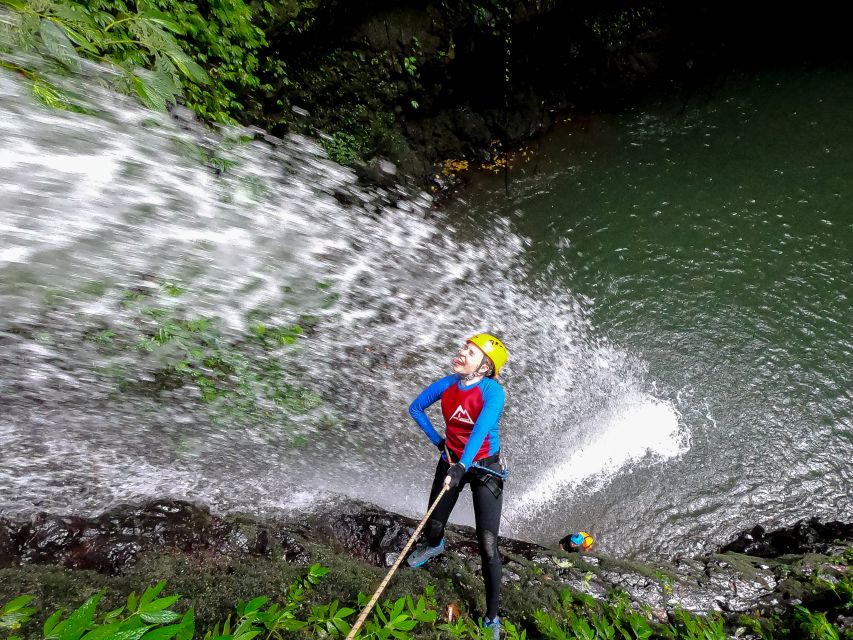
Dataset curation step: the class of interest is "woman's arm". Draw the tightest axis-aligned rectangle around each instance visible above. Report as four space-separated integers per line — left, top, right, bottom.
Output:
409 374 457 446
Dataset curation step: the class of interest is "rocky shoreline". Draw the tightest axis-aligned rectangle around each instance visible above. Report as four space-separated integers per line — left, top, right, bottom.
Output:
2 499 851 636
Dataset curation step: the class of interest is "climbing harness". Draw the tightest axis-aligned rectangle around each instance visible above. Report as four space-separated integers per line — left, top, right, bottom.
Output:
471 459 510 481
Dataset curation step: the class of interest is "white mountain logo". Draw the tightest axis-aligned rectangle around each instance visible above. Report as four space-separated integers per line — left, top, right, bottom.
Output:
450 405 475 424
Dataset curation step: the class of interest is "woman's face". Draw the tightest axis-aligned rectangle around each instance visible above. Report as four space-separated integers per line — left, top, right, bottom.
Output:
452 341 487 377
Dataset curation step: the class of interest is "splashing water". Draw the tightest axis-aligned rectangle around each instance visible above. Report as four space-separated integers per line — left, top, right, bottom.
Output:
509 395 687 518
0 50 691 557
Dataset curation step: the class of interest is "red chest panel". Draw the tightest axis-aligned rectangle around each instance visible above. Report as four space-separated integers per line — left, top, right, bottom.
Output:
441 383 490 461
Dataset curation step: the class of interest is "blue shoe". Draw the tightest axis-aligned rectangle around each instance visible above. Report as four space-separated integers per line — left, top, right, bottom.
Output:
407 538 445 567
483 616 500 640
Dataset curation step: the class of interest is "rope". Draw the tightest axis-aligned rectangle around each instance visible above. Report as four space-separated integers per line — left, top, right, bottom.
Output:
344 484 449 640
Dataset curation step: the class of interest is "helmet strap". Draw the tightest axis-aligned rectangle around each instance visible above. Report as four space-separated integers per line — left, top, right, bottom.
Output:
461 356 488 384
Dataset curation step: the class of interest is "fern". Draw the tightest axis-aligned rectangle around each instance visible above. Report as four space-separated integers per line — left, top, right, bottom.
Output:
0 0 257 119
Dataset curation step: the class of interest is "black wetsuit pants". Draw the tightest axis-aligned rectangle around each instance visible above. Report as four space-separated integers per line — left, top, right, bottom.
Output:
424 455 504 620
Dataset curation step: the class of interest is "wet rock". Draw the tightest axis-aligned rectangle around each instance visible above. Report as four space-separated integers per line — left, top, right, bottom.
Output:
19 516 86 564
274 531 310 564
836 614 853 634
356 158 398 188
0 500 303 574
504 89 547 140
0 519 16 565
0 497 849 628
502 569 521 583
301 504 415 566
720 518 853 557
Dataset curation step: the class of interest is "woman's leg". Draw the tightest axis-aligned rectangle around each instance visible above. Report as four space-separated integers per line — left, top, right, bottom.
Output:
471 472 503 619
424 456 464 547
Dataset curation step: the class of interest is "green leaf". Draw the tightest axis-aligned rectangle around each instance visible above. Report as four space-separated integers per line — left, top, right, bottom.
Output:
175 609 194 640
39 18 81 70
32 76 74 111
414 610 436 623
0 0 28 11
232 613 259 638
140 596 179 613
44 610 65 636
54 591 104 640
111 626 153 640
277 619 307 632
390 599 404 621
140 611 180 624
307 563 329 582
60 24 99 55
242 598 268 615
49 2 98 31
332 618 351 635
141 623 182 640
140 9 186 34
164 48 209 85
373 604 388 625
1 596 33 614
132 69 169 111
140 582 167 609
102 606 126 623
0 612 29 630
80 623 122 640
393 617 416 631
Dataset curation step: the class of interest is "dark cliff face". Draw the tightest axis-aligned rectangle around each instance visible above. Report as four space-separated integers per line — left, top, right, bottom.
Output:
249 0 853 187
1 499 851 636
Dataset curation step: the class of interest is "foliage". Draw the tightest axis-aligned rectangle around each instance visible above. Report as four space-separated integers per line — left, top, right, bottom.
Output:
319 131 362 166
0 0 263 121
662 608 726 640
82 280 331 435
533 587 727 640
145 0 265 121
793 606 840 640
1 595 37 634
0 566 456 640
3 556 853 640
280 47 400 164
0 0 686 171
587 6 655 51
654 570 675 597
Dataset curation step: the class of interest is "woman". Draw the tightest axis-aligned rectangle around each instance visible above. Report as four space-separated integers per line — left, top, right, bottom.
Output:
407 333 509 639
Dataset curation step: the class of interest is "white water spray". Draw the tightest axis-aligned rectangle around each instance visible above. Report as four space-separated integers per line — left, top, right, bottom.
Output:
508 393 687 518
0 54 691 546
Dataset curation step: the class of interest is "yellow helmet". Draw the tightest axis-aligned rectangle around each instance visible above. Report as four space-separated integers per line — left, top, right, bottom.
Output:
468 333 508 375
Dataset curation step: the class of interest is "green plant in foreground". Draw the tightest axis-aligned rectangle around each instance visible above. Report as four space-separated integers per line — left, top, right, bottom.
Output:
44 583 194 640
0 595 37 636
1 0 208 111
663 608 725 640
794 605 840 640
0 0 263 121
4 555 853 640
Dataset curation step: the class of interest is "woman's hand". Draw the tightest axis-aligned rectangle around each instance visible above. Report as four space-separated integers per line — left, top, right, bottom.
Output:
444 463 466 489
